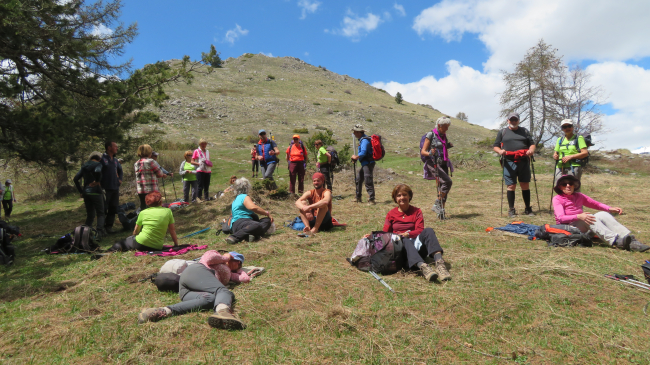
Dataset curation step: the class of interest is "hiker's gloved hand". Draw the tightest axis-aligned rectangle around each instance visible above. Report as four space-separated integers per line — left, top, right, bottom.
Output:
577 213 596 225
609 207 623 215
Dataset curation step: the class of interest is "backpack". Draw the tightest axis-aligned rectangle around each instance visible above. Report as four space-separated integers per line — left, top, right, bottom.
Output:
419 129 435 163
326 146 339 168
159 259 196 274
287 216 305 231
361 135 386 162
117 203 139 231
558 134 593 166
352 232 406 275
46 225 100 254
534 224 592 247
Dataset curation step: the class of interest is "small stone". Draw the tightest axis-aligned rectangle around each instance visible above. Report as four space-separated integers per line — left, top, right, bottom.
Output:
408 171 413 174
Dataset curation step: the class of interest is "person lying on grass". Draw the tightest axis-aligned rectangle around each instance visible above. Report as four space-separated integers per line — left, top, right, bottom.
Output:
138 250 262 330
225 178 274 244
108 192 179 252
370 184 451 282
295 172 333 235
552 174 649 252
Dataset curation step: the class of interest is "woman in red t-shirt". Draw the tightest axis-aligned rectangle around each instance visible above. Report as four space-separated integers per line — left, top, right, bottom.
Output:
383 184 451 282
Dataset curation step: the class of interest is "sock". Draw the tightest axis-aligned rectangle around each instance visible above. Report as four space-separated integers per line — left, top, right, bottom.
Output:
433 252 442 262
522 190 531 208
507 191 515 209
416 262 425 268
163 307 172 315
215 303 230 312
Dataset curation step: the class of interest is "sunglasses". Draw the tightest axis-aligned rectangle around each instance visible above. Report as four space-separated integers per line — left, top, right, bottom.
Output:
561 182 574 187
259 133 266 135
561 125 573 129
509 118 519 122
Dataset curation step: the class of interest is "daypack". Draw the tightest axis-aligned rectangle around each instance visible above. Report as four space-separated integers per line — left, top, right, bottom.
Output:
420 129 435 163
159 259 196 275
287 216 305 231
352 232 406 275
558 133 593 166
326 146 340 168
369 135 385 161
534 224 592 247
46 225 100 254
117 203 139 231
155 273 181 292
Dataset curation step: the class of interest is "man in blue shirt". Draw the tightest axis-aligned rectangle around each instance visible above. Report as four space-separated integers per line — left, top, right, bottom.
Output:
256 129 280 190
100 141 123 233
351 124 375 205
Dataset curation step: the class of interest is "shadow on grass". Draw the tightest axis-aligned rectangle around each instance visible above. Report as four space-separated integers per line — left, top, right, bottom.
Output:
453 213 482 219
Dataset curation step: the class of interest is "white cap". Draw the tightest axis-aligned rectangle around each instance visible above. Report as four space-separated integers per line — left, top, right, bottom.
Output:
560 119 573 127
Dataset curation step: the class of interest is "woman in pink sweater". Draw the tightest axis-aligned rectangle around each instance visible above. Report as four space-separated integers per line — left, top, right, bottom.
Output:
138 250 262 329
552 175 648 252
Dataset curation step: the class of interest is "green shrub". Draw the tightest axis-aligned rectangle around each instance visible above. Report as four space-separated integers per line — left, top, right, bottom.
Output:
313 102 320 105
293 128 309 134
333 110 339 113
267 75 275 80
474 137 495 149
377 88 387 93
365 118 372 122
196 108 205 113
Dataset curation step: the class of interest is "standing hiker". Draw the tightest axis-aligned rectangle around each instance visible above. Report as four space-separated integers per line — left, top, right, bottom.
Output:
286 134 308 195
380 184 451 282
225 178 274 244
1 179 17 220
192 138 214 201
351 124 375 205
134 144 165 210
315 140 333 191
251 144 259 178
151 152 173 178
553 119 588 181
295 172 334 234
179 150 198 203
73 151 106 237
100 141 123 234
552 175 649 252
138 250 257 330
256 130 280 189
493 112 536 217
420 116 454 215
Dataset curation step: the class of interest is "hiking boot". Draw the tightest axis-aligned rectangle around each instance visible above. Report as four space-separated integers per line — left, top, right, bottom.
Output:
432 199 442 214
629 240 650 252
523 207 535 216
367 199 376 206
225 235 238 244
248 235 257 242
208 308 246 330
614 234 632 250
353 197 362 203
435 260 451 281
508 208 517 218
138 307 169 324
96 228 107 241
420 263 438 282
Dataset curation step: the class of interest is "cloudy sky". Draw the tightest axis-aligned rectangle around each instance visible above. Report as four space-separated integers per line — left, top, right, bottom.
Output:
117 0 650 150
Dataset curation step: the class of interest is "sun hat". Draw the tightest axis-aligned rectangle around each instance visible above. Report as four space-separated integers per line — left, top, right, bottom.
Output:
5 179 11 184
258 129 266 134
507 112 520 121
229 251 245 264
560 119 573 127
351 124 365 132
292 134 300 139
554 174 581 195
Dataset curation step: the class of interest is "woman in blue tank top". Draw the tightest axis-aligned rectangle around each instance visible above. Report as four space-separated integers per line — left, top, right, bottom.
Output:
226 178 275 244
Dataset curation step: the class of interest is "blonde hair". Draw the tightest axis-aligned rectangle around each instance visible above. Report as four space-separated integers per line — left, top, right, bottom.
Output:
137 144 152 158
199 138 208 145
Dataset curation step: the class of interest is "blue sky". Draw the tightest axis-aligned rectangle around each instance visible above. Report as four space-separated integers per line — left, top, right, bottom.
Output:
115 0 650 150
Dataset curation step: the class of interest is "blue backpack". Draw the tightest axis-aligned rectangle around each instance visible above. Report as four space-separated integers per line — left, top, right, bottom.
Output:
287 216 305 231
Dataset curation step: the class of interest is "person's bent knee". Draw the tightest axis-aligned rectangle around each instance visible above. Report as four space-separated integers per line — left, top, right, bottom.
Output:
506 184 517 191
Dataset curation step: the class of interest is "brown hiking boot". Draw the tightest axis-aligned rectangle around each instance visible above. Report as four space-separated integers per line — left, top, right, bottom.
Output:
208 308 246 330
420 263 438 282
367 199 376 206
435 260 451 281
138 307 169 324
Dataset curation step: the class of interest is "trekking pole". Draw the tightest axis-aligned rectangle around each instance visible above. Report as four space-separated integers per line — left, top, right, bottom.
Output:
162 177 167 201
171 175 178 201
500 155 504 217
370 271 395 294
605 275 650 291
353 134 359 201
530 155 541 214
180 227 211 239
549 154 559 213
614 274 650 289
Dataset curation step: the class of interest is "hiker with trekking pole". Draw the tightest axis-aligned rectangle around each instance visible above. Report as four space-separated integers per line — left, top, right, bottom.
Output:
493 112 536 217
351 124 376 205
420 116 454 220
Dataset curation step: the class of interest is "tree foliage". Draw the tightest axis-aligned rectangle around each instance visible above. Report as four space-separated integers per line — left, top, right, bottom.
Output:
499 39 605 146
395 92 403 104
455 112 468 122
201 44 222 68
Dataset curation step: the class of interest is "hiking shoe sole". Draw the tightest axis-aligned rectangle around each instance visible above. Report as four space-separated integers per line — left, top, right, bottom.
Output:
208 315 246 330
225 236 238 244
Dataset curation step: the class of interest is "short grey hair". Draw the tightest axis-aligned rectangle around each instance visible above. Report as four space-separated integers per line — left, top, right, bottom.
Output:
234 177 252 195
436 116 451 129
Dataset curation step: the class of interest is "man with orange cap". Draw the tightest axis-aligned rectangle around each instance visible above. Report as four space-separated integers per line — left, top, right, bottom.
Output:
295 172 333 234
286 134 308 194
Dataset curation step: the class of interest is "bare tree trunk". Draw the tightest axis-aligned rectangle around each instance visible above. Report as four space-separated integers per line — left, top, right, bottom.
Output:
56 163 76 197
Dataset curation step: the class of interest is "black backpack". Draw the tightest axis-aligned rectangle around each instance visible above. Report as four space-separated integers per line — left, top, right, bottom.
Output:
46 225 100 254
558 134 593 166
534 224 592 247
326 146 339 168
117 203 139 231
352 231 406 274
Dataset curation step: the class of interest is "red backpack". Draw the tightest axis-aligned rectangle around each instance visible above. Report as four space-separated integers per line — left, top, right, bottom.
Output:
362 135 385 161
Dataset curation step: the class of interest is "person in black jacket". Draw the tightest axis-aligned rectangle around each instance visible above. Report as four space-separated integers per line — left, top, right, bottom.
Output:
100 141 123 234
74 151 106 237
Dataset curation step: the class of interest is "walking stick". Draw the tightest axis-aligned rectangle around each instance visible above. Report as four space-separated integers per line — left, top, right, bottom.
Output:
549 152 561 213
500 155 504 217
353 134 359 201
370 271 395 294
162 176 167 201
530 155 541 213
171 175 178 201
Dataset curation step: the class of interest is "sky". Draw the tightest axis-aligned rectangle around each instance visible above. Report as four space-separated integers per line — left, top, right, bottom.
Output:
112 0 650 150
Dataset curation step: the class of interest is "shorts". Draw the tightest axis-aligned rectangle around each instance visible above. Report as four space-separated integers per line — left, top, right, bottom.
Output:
309 210 334 232
503 159 531 185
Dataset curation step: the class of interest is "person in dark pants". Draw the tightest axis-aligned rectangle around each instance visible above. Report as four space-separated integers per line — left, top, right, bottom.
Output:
420 116 454 215
138 250 261 330
1 179 16 220
351 124 375 205
225 178 274 244
315 140 333 191
493 112 536 217
100 141 123 234
382 184 451 282
286 134 307 195
192 138 213 201
251 145 259 178
73 151 106 237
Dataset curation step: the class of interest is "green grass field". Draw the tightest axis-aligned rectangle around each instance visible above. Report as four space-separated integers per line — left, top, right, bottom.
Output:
1 146 649 364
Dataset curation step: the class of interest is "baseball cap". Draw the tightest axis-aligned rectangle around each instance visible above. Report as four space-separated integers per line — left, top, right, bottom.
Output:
292 134 300 139
5 179 11 184
351 124 365 132
560 119 573 127
151 151 159 157
507 112 520 121
258 129 266 134
229 251 245 264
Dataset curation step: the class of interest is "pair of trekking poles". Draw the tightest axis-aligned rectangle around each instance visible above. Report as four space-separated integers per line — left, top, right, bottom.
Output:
161 173 179 202
499 154 541 217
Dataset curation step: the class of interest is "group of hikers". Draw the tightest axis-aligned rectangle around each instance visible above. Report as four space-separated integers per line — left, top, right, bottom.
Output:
2 113 648 331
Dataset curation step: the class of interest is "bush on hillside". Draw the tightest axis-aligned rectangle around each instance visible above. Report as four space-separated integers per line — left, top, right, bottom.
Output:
344 90 351 94
293 128 309 134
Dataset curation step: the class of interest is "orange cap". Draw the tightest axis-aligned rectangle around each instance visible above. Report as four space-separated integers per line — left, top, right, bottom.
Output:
292 134 300 139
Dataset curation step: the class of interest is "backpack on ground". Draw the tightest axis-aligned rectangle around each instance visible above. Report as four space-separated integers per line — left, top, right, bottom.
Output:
287 216 305 231
118 203 139 231
558 133 593 166
351 231 406 274
326 146 340 169
46 225 100 254
159 259 196 275
534 224 592 247
155 273 181 292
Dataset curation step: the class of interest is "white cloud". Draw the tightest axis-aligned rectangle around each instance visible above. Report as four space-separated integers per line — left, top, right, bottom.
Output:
372 60 504 129
331 10 383 40
413 0 650 73
393 3 406 16
224 24 249 45
298 0 321 19
304 52 309 56
91 24 113 36
259 52 274 57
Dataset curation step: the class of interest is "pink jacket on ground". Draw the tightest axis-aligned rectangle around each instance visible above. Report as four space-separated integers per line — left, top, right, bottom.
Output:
552 193 610 224
199 250 251 286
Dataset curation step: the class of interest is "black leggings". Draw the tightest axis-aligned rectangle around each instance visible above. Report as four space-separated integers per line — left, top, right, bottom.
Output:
197 172 211 200
108 235 151 252
2 200 13 218
231 217 272 242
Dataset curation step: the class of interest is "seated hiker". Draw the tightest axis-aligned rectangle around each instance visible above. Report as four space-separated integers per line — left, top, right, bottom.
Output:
109 192 179 251
73 151 106 237
552 174 649 252
225 178 274 244
222 175 238 195
381 184 451 282
295 172 334 234
138 250 260 329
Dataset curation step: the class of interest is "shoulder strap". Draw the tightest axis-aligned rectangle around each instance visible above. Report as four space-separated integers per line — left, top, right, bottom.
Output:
81 226 91 251
73 226 82 250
